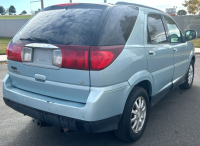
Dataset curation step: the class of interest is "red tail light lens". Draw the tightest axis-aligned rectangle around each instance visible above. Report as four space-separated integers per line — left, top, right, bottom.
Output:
57 45 89 70
7 42 124 71
7 42 26 62
6 42 11 59
90 45 124 70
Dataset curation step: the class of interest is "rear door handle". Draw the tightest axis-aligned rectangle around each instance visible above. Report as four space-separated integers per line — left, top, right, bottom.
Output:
149 51 155 55
174 48 178 52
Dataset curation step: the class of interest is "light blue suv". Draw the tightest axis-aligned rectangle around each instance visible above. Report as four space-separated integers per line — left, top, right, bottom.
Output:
3 2 197 142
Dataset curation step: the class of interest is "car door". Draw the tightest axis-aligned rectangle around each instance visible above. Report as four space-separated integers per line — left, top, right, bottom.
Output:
163 15 190 82
144 13 174 96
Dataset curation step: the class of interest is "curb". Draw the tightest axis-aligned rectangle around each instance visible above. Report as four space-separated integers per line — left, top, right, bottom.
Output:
0 60 7 63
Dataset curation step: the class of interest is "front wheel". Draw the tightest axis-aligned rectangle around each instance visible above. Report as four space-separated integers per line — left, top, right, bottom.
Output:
114 86 149 142
179 60 194 89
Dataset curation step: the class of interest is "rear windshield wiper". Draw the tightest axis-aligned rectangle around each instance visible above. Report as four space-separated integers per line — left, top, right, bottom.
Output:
65 41 73 45
20 37 49 43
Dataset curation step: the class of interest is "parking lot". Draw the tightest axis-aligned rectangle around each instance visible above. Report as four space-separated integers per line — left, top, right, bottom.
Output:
0 56 200 146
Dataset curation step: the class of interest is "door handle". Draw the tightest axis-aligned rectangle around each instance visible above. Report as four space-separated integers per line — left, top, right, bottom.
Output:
174 48 178 52
149 51 155 55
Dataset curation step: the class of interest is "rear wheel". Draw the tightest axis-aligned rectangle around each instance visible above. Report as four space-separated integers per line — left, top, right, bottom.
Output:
179 60 194 89
114 86 149 142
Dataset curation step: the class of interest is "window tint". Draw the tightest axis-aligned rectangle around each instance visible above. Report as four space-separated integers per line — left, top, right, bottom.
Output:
147 13 167 44
164 16 182 43
13 8 103 46
98 6 138 46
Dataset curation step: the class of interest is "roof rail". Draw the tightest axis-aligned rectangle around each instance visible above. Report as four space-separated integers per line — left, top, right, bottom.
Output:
115 1 163 12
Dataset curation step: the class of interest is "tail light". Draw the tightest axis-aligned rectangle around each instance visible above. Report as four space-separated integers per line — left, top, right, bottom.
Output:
7 42 124 71
21 47 33 62
90 46 124 70
7 42 25 62
53 50 62 67
57 45 124 70
57 45 89 70
6 42 11 59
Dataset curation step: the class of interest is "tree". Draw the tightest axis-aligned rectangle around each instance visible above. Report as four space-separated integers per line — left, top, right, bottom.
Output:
9 5 16 15
35 8 41 14
183 0 200 15
177 10 187 15
0 6 5 15
21 10 27 15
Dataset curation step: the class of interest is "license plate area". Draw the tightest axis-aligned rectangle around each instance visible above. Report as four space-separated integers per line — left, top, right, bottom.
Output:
34 48 52 65
23 48 60 70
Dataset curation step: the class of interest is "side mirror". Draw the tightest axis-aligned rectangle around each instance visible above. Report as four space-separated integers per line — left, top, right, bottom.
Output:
185 30 197 41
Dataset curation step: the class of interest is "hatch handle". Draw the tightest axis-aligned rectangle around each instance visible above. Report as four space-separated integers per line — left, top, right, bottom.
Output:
34 74 46 82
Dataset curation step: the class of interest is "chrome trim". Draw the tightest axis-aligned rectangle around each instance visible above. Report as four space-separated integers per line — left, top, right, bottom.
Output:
25 43 59 49
172 76 183 84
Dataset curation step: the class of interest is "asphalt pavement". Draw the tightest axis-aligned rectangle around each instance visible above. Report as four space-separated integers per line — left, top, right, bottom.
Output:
1 56 200 146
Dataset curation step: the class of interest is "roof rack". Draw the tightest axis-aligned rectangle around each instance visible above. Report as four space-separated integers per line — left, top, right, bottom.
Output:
115 1 163 12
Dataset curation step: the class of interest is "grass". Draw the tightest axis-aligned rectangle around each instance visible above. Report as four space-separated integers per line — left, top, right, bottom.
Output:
190 38 200 48
0 37 12 55
0 15 32 19
0 37 199 55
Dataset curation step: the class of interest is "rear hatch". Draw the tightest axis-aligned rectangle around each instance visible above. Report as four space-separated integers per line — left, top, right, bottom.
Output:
7 3 111 103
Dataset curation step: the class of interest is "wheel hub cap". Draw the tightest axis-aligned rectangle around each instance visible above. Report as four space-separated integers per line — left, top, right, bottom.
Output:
188 64 193 84
131 96 146 133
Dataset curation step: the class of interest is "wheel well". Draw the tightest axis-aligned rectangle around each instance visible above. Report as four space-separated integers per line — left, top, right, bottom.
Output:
192 55 195 63
136 80 152 102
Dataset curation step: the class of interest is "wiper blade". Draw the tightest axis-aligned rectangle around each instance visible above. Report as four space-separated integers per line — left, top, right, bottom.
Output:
65 41 73 45
20 37 48 43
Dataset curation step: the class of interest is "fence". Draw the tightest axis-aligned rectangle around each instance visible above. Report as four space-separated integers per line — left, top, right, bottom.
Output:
0 16 199 38
0 19 29 38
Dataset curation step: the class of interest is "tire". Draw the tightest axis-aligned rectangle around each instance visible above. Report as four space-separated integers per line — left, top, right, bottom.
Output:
179 60 194 89
114 86 149 142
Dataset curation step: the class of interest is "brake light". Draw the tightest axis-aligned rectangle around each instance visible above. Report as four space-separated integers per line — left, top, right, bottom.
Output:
7 42 124 70
90 46 124 70
6 42 11 59
56 45 124 70
55 3 79 6
57 45 89 70
7 42 26 62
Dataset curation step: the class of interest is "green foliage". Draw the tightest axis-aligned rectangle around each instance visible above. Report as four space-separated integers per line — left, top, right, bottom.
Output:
9 5 16 14
0 6 5 15
183 0 200 15
0 15 32 19
190 38 200 48
177 10 187 15
0 37 12 55
21 10 27 15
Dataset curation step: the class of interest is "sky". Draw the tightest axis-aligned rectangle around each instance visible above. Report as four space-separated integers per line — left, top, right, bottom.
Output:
0 0 187 14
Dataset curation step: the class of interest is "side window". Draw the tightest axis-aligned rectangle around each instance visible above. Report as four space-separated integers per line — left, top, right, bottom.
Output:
147 13 167 44
164 16 183 43
98 6 139 46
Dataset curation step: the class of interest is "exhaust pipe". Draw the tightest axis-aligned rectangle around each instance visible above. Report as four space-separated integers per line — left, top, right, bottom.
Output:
32 119 51 127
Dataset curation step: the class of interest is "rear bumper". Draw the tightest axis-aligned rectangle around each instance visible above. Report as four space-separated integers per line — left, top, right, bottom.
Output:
3 97 121 133
3 73 133 132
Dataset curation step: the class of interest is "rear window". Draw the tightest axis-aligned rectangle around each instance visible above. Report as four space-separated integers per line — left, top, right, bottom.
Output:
98 6 139 46
13 6 105 46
